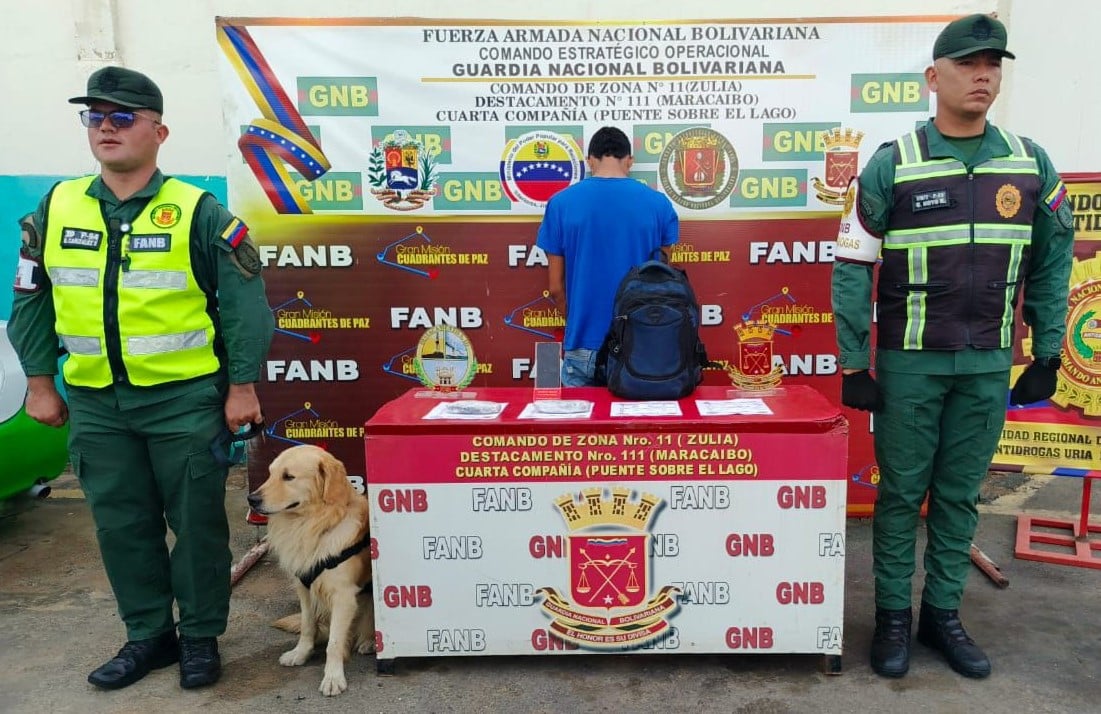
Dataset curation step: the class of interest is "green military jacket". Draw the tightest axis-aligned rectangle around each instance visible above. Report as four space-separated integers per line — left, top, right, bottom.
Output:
8 170 274 407
832 119 1074 375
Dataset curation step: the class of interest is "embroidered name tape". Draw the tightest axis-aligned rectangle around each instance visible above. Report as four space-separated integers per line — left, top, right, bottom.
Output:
60 228 103 250
912 188 950 212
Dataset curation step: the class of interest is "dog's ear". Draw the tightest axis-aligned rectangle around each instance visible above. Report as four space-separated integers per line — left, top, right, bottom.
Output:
320 451 350 505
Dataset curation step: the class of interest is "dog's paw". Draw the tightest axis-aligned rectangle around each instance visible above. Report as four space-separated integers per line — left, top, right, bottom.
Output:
319 670 348 696
279 647 312 666
356 639 376 655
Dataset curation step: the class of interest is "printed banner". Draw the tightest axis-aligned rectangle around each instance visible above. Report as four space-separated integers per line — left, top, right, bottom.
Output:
995 174 1101 477
216 15 968 515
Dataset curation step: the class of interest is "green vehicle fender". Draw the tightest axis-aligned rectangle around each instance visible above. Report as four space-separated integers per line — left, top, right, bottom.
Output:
0 320 68 501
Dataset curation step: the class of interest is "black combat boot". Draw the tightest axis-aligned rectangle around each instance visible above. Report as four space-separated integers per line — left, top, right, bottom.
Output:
870 607 912 677
179 635 221 689
87 630 179 689
916 601 991 678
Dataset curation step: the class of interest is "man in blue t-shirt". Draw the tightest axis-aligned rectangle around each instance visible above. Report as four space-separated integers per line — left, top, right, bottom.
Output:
536 126 679 386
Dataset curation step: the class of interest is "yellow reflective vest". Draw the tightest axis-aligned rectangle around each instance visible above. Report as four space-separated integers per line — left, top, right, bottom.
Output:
43 176 220 387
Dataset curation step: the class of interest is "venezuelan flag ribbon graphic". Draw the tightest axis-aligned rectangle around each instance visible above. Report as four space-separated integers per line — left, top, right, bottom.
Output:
217 24 330 214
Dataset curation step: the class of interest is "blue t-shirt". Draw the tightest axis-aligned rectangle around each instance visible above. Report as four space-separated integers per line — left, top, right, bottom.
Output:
536 177 679 350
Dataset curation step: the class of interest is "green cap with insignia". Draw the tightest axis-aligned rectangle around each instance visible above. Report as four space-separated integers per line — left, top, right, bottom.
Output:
68 67 164 114
933 14 1015 61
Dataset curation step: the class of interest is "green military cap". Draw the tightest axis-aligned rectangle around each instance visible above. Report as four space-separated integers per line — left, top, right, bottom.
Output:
68 67 164 114
933 14 1015 60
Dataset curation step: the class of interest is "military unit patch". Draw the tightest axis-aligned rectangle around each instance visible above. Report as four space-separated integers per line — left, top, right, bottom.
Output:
995 183 1022 219
232 238 263 278
149 203 183 229
19 214 40 251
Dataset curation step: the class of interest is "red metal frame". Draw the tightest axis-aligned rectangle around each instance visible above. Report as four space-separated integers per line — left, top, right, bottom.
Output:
1015 474 1101 570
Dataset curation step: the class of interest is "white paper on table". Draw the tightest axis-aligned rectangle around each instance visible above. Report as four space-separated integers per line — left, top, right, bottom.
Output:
609 401 682 417
517 400 594 420
422 401 507 420
694 399 773 416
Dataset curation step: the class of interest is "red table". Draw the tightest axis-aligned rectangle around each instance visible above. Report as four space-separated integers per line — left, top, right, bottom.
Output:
366 385 848 673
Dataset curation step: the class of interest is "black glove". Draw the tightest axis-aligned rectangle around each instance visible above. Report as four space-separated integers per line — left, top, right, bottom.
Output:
841 370 883 412
1009 360 1060 406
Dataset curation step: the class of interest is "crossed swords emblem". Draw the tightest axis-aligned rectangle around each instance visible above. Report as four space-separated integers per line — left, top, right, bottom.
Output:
576 547 639 606
741 344 771 373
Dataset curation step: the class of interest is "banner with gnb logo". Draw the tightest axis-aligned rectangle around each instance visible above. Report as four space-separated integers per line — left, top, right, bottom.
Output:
215 14 994 517
217 17 949 219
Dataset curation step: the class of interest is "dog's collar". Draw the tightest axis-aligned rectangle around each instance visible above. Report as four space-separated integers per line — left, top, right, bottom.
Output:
296 532 371 589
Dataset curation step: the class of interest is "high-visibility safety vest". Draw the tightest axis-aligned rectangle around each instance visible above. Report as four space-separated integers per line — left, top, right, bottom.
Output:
42 176 220 387
878 127 1040 351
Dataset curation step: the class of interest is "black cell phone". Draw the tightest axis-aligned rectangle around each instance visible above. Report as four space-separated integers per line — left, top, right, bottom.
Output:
534 342 562 389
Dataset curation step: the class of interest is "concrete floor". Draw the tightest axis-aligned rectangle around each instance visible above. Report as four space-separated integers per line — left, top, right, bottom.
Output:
0 468 1098 714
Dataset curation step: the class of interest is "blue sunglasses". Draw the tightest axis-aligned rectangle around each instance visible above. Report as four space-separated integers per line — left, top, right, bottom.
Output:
79 109 160 129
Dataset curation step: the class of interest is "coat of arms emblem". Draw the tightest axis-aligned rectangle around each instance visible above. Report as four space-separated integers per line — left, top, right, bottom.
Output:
812 128 864 206
727 321 783 391
658 128 739 210
538 488 679 648
368 129 439 211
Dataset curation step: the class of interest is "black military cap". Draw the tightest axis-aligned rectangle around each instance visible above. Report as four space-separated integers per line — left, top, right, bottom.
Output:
68 67 164 114
933 14 1015 60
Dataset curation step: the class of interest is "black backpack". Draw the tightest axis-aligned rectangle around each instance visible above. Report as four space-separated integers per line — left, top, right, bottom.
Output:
596 258 710 400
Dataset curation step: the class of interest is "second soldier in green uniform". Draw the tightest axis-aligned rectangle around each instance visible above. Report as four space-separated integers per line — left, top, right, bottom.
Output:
831 15 1074 680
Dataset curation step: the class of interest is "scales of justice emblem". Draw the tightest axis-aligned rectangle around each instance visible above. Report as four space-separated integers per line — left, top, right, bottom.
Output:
537 488 680 648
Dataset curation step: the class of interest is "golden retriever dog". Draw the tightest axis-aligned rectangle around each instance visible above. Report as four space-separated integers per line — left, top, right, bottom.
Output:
247 445 375 696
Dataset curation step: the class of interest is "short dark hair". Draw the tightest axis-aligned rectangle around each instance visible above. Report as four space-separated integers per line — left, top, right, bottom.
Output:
587 127 631 159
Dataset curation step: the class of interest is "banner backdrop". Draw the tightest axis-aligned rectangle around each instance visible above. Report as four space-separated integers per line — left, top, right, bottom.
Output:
995 173 1101 478
216 15 972 515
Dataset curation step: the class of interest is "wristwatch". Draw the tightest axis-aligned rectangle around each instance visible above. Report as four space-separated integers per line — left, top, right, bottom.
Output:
1037 355 1062 370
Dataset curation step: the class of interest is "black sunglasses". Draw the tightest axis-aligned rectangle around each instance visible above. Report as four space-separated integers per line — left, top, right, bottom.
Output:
79 109 159 129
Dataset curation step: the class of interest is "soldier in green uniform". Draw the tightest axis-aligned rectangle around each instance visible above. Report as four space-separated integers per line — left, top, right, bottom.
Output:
832 16 1074 679
7 67 274 690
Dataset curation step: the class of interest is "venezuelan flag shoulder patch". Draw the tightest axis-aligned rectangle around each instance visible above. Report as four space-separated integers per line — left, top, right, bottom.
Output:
220 218 249 249
1045 180 1067 212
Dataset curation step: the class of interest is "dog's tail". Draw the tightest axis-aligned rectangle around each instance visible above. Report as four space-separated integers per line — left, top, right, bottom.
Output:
271 612 332 640
271 613 302 633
